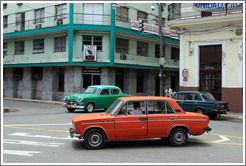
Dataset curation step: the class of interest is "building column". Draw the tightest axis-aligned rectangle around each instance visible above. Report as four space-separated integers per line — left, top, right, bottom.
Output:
125 69 137 95
147 70 155 96
42 67 54 101
101 67 115 85
22 67 32 99
4 68 14 98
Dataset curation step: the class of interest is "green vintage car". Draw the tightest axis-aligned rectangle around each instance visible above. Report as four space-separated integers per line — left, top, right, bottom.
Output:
63 85 130 113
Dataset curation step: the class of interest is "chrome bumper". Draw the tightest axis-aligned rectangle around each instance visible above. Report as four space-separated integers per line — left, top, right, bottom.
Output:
63 103 85 109
69 128 81 138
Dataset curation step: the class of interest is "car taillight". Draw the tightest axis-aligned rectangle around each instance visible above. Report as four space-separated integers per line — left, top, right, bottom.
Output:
217 105 221 108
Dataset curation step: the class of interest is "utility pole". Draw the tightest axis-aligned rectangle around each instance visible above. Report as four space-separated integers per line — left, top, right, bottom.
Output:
158 3 165 96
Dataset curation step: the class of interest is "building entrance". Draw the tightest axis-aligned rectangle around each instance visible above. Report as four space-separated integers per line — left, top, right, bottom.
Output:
199 45 222 100
83 74 100 89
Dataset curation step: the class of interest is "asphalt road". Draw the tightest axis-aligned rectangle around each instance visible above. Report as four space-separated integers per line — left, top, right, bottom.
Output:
2 100 244 164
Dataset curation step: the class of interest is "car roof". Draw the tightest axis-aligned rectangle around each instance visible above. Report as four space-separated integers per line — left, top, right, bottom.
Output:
88 85 120 89
118 96 175 102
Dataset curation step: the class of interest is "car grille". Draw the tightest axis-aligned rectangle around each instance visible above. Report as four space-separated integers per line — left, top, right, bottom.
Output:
65 100 79 105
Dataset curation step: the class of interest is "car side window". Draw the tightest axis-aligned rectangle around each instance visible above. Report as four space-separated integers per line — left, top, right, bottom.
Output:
118 101 146 115
184 93 196 100
147 100 175 114
177 93 184 100
111 89 119 95
101 89 109 95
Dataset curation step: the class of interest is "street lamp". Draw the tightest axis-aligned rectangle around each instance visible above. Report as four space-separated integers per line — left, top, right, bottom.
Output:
152 3 165 96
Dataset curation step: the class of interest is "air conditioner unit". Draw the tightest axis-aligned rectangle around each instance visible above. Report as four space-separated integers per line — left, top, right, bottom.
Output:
57 20 63 26
35 24 42 29
120 54 127 60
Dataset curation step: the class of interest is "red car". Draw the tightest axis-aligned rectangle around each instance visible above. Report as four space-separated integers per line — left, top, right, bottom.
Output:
70 96 211 149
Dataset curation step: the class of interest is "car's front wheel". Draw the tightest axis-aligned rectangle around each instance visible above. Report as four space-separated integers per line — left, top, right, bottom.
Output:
83 129 106 149
67 108 75 112
85 103 94 113
168 128 188 146
196 108 205 115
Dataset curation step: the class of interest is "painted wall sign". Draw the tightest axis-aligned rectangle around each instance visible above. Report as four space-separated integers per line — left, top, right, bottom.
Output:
182 68 189 81
194 3 243 11
83 67 101 74
131 20 179 39
83 45 97 62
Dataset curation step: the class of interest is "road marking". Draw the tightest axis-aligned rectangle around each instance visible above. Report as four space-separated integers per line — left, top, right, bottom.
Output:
3 125 69 133
213 136 230 143
3 139 65 147
3 150 41 157
9 132 76 140
4 123 71 127
190 140 243 146
205 132 243 139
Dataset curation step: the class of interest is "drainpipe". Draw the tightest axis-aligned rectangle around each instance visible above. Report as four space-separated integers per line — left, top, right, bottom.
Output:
68 3 74 65
110 3 116 66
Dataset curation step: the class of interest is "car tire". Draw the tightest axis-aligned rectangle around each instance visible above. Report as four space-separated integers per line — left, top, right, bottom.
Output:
83 129 106 149
168 128 188 146
67 108 75 112
85 103 94 113
196 108 205 115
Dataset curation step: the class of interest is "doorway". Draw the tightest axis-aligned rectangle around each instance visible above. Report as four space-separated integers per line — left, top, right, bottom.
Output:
83 74 101 89
199 45 222 100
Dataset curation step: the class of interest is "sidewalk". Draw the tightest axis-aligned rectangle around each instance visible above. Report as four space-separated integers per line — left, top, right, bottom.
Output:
3 97 244 120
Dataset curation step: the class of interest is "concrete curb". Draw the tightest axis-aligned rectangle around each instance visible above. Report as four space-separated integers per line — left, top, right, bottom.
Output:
3 97 63 105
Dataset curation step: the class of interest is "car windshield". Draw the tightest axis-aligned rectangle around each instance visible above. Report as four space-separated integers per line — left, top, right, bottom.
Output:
84 87 100 95
105 99 123 115
201 92 216 101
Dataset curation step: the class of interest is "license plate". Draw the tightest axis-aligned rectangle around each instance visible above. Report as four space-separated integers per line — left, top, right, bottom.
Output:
67 105 71 108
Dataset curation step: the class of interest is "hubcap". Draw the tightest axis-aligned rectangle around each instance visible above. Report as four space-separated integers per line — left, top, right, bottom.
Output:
89 133 102 147
87 104 94 112
174 132 184 143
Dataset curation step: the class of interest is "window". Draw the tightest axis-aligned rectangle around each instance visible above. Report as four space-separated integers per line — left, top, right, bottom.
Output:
168 3 181 21
155 44 166 58
58 68 64 92
137 41 148 56
101 89 109 95
136 70 144 93
184 93 196 100
116 38 129 54
118 101 146 115
82 35 102 51
13 68 23 81
35 8 44 23
55 4 67 20
54 36 66 52
16 12 24 25
3 3 7 9
176 93 184 100
3 16 8 28
15 41 24 55
116 6 129 22
3 43 7 56
33 39 44 53
171 47 179 60
32 67 43 80
137 11 148 23
147 100 175 114
111 89 119 95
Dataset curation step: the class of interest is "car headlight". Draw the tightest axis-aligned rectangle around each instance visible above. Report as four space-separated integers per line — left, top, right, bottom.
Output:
63 96 67 101
79 98 83 102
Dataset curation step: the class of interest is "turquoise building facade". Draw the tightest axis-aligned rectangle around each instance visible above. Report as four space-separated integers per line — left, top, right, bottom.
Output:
3 3 180 101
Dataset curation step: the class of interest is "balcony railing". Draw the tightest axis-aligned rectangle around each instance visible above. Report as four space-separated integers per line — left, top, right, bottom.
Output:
168 3 243 21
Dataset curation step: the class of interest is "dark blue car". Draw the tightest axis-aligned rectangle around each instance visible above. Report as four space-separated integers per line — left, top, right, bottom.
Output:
173 91 229 118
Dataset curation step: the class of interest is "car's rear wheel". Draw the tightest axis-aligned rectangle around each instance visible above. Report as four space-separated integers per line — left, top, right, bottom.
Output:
85 103 94 113
196 108 205 115
83 129 106 149
67 108 75 112
168 128 188 146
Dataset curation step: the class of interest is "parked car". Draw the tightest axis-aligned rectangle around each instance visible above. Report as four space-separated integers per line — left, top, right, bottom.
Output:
63 85 130 113
173 91 229 118
69 96 211 149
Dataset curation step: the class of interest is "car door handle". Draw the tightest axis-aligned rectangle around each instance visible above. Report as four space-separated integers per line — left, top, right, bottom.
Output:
139 117 147 121
170 117 177 120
